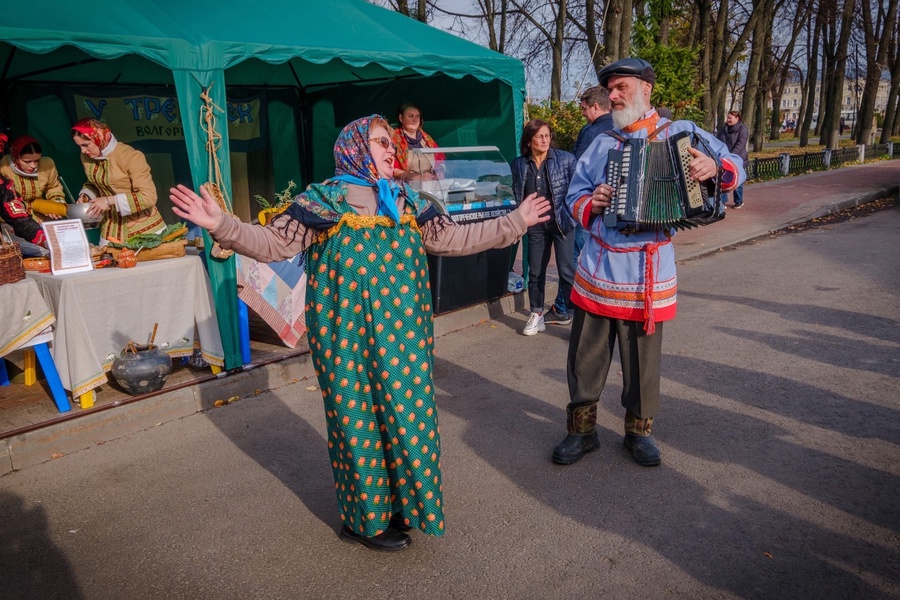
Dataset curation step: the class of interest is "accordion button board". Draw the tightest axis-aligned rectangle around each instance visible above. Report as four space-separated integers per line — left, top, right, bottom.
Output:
603 131 720 232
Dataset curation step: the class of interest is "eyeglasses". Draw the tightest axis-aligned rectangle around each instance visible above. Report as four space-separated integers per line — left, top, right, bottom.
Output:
533 134 552 141
369 136 396 151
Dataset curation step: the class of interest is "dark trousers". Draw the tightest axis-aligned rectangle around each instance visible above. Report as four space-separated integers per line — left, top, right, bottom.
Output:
566 308 663 419
526 223 575 314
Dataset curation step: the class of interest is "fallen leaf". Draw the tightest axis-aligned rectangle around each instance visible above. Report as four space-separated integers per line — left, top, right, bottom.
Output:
213 399 227 407
306 385 318 391
227 396 240 404
50 452 64 459
763 552 774 559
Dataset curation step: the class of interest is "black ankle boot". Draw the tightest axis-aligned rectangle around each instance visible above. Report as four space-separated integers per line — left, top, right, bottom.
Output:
340 525 411 551
552 403 600 465
552 431 601 464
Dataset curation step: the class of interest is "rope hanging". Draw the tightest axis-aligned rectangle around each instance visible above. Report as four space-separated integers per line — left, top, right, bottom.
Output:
200 83 234 259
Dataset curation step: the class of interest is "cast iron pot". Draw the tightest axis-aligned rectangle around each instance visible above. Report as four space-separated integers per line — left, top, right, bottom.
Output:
110 343 173 395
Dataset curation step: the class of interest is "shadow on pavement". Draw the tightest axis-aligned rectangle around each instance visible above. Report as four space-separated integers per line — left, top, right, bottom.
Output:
0 490 84 600
202 392 337 530
432 355 899 599
681 291 900 345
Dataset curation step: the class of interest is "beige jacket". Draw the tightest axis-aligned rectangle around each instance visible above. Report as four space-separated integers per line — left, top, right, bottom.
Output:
0 155 66 222
80 141 164 241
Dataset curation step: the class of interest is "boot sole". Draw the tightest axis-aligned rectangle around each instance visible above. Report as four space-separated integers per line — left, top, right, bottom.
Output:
552 438 601 465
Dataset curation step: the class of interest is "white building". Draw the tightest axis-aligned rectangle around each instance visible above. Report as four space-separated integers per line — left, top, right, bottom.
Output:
725 77 891 129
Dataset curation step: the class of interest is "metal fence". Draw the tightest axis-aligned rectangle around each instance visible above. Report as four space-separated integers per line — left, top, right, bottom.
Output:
866 143 889 158
743 143 895 182
747 156 783 181
788 152 827 173
830 147 859 167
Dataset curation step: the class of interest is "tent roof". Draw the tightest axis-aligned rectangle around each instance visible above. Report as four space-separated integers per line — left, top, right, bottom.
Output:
2 0 524 90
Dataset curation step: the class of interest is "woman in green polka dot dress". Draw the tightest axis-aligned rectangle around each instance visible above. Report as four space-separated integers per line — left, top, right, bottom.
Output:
170 115 550 552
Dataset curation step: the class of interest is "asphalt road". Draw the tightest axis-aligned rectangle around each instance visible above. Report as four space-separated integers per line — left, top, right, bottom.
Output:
2 203 898 599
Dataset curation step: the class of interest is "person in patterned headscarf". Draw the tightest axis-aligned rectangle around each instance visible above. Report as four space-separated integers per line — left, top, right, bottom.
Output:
0 135 67 222
170 115 550 552
71 118 165 243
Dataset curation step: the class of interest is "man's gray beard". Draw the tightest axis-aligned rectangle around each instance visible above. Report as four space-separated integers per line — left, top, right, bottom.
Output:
612 99 649 129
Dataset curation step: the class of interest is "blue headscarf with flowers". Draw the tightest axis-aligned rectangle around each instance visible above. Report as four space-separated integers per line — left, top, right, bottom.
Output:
331 115 402 223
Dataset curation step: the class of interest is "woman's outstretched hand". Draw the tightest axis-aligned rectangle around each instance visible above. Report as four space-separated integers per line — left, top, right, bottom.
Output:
169 184 224 230
517 192 552 227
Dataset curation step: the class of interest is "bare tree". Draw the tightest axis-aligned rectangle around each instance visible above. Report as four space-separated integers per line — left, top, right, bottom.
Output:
766 0 813 141
508 0 571 100
798 7 821 144
855 0 899 143
387 0 430 21
604 0 634 62
881 9 900 140
818 0 858 149
697 0 765 130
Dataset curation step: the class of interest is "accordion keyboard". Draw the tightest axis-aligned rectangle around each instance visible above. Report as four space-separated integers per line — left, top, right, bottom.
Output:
674 134 704 210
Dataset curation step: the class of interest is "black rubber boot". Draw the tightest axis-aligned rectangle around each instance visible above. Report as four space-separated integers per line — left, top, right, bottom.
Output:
623 411 661 466
552 404 601 465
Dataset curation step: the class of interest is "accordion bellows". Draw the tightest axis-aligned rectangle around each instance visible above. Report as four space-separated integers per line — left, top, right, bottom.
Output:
604 130 721 232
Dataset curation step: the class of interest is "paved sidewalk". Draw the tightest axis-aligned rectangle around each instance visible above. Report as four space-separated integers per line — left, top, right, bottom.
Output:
674 160 899 261
1 160 897 471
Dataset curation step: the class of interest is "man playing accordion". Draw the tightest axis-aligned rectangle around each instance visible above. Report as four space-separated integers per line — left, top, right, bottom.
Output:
553 58 745 467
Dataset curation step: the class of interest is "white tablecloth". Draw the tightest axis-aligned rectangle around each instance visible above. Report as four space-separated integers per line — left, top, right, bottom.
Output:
0 279 55 356
27 256 224 397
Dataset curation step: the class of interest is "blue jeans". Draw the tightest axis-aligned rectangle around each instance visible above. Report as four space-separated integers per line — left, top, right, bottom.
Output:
719 184 744 210
528 223 575 314
553 225 586 314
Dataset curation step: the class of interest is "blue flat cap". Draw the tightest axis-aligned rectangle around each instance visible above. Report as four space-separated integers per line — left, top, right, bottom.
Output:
598 58 656 87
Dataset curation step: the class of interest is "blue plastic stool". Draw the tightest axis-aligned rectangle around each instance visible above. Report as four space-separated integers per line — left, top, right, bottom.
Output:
33 343 72 413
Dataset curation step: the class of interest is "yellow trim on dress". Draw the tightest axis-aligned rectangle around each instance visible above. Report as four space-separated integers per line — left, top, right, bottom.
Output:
316 213 421 244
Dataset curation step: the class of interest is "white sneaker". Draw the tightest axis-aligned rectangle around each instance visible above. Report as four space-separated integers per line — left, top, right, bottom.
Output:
522 312 546 336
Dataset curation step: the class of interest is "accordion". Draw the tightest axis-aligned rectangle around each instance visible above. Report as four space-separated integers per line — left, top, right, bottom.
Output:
603 129 722 232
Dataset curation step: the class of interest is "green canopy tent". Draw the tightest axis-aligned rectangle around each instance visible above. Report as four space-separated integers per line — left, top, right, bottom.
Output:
2 0 526 369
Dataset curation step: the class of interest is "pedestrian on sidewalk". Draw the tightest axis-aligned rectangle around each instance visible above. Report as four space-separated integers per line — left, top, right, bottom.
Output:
715 111 749 210
555 58 745 467
170 115 551 552
512 119 577 335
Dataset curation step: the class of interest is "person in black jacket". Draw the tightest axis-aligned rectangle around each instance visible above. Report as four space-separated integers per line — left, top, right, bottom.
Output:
548 86 615 324
511 119 577 335
715 111 749 209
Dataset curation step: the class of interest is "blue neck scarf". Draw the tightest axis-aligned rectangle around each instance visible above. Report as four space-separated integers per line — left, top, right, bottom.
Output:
332 174 401 223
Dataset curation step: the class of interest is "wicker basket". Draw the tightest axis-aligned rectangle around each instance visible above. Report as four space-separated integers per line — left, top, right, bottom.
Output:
0 229 26 285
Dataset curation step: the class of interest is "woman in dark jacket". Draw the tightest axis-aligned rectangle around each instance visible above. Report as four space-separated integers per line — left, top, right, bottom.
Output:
511 119 577 335
715 111 749 209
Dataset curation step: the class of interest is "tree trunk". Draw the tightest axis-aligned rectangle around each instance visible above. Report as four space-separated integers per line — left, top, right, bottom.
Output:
742 0 767 150
604 0 625 63
586 0 603 78
882 20 900 141
697 0 714 127
856 0 899 144
550 0 567 101
417 0 427 22
799 13 821 145
820 0 857 149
